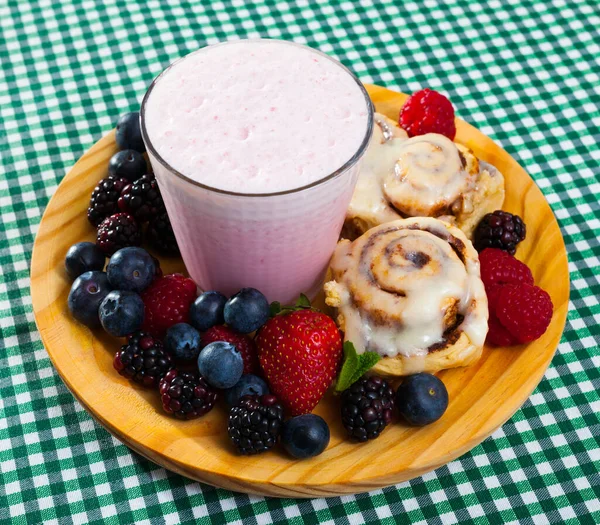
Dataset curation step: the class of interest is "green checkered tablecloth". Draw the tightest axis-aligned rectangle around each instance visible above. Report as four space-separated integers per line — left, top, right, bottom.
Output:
1 0 599 522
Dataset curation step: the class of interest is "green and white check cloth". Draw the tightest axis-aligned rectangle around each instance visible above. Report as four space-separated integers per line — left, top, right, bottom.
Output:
1 0 599 523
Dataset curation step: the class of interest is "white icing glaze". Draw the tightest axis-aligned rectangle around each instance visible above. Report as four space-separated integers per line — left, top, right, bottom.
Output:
347 115 500 237
385 133 477 216
346 115 408 226
328 217 488 358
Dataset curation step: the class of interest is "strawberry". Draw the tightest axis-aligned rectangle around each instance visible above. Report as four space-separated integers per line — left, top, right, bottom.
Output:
256 309 342 416
201 325 259 375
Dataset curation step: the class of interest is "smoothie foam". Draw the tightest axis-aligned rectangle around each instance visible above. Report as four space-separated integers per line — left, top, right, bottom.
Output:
144 40 369 193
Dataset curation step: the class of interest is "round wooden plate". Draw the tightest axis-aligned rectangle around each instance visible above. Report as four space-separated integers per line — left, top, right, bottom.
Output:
31 85 569 498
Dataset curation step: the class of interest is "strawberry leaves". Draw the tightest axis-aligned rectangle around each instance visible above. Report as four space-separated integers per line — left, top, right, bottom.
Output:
269 301 282 317
269 293 313 317
334 342 381 392
295 293 311 308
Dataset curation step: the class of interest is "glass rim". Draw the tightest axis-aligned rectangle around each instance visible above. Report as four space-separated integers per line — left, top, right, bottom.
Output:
139 38 374 198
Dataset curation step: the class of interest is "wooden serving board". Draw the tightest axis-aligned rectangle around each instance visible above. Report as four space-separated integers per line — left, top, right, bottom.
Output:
30 85 569 498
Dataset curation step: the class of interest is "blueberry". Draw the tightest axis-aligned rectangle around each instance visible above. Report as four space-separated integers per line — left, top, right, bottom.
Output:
68 271 112 328
395 373 449 426
108 150 147 182
115 112 145 152
99 290 144 337
223 288 269 334
282 414 330 459
164 323 201 361
107 247 156 293
65 242 105 279
197 341 243 389
224 374 269 406
189 291 227 332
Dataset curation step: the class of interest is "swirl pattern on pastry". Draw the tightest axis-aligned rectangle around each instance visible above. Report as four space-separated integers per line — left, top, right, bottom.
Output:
325 218 488 372
345 113 505 240
383 133 478 217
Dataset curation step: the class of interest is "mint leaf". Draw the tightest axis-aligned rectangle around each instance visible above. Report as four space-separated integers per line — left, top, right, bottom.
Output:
335 342 360 392
334 342 381 392
349 352 381 387
269 301 281 317
296 293 311 309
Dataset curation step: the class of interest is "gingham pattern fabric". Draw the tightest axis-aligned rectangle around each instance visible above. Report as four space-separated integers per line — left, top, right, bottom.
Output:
1 0 598 523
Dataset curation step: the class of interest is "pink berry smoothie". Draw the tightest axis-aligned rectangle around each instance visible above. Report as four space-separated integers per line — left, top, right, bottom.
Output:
141 39 372 303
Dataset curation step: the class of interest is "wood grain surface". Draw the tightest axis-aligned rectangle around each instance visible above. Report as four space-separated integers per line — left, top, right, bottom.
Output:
30 85 569 498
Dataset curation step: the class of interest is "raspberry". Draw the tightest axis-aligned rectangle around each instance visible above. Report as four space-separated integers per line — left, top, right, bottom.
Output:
485 284 503 312
474 211 526 255
496 284 553 344
96 213 141 255
147 211 180 256
399 88 456 140
118 174 165 223
159 369 217 419
487 313 518 346
202 325 259 375
479 248 533 288
141 274 197 338
485 284 518 346
87 177 129 226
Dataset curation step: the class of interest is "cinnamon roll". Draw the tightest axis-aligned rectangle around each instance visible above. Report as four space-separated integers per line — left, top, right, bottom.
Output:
344 113 505 240
325 217 488 376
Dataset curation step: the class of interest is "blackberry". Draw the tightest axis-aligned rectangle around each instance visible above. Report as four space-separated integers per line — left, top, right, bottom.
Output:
340 376 394 442
159 369 217 419
473 211 526 255
118 174 165 223
147 211 180 256
228 395 284 455
113 331 173 387
87 177 129 226
96 213 141 255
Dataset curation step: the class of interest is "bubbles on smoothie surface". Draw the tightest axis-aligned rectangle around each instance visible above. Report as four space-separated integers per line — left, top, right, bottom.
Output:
144 40 370 193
